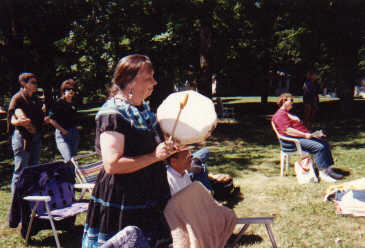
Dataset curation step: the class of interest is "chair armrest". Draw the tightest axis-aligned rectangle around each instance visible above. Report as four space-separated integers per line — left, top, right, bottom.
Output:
237 217 274 224
23 196 51 202
278 134 303 154
73 152 97 161
74 183 94 190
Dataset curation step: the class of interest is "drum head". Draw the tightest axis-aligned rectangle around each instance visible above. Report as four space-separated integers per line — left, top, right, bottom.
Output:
157 90 217 145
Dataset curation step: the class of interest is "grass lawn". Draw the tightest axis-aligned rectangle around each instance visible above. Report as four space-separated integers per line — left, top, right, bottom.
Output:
0 97 365 247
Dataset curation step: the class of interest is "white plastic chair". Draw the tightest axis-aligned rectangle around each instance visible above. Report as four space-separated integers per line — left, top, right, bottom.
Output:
271 121 308 176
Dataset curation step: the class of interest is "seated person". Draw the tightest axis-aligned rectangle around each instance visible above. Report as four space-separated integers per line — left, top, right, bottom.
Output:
272 93 344 183
100 226 150 248
166 147 212 196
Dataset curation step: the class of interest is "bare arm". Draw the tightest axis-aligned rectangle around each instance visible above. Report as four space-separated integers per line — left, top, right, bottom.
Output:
44 117 68 135
100 131 175 174
10 114 31 127
285 127 312 139
285 113 312 138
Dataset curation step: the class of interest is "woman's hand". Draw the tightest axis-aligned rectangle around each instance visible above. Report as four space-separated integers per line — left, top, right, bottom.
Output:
44 116 51 124
61 129 69 135
154 140 176 161
18 118 31 127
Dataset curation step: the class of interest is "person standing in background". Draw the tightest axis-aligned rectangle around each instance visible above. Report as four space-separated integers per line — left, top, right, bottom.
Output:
303 70 321 130
211 74 217 96
7 73 45 194
45 79 80 163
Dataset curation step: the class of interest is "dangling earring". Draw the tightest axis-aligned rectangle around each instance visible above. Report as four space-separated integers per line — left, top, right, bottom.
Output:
128 88 134 99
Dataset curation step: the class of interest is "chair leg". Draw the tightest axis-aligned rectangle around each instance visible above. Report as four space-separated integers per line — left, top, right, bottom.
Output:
265 224 278 248
280 151 285 176
25 202 39 246
230 224 250 247
285 154 289 176
45 202 61 248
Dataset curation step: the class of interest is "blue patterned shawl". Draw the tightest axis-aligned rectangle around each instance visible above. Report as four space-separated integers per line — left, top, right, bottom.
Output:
95 98 157 131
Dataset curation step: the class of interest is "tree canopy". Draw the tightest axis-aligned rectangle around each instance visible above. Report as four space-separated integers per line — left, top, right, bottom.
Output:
1 0 364 108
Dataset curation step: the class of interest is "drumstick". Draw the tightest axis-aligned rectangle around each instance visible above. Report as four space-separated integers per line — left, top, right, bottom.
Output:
169 93 189 141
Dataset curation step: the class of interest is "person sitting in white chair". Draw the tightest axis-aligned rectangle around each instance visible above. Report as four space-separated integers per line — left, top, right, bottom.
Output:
272 93 344 183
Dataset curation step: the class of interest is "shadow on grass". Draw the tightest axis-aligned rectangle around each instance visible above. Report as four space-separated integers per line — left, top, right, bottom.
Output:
222 187 244 209
0 162 12 189
28 225 84 248
228 233 263 247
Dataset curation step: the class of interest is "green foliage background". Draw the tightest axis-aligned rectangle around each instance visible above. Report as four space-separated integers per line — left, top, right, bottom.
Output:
0 0 364 108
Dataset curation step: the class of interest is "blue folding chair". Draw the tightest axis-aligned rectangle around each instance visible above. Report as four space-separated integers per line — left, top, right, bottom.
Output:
9 161 89 248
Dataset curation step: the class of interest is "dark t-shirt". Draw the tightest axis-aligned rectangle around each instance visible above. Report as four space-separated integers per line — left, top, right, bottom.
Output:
303 79 320 105
7 89 44 137
48 98 78 129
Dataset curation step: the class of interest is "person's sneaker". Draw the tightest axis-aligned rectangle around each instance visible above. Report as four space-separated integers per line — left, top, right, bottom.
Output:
327 168 344 180
319 170 337 183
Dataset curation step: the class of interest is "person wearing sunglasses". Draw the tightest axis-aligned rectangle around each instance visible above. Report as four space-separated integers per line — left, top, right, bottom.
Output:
7 72 46 194
45 79 80 163
166 147 212 196
272 93 344 183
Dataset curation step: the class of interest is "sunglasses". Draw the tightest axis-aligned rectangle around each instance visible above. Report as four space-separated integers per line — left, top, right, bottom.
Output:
64 88 75 92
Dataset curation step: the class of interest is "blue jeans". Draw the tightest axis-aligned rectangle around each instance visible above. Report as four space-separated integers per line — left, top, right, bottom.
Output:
11 129 42 194
55 127 80 162
298 138 334 170
190 148 213 191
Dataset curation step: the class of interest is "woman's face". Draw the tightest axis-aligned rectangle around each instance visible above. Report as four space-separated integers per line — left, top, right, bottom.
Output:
283 97 294 111
63 87 75 99
132 63 158 102
23 78 38 96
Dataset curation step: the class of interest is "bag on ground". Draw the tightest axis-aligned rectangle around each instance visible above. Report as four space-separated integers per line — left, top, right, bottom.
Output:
208 173 234 200
295 156 318 184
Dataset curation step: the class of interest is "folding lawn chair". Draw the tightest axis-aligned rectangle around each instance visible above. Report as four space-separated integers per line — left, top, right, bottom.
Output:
163 181 277 248
9 161 90 248
271 121 308 176
71 154 103 198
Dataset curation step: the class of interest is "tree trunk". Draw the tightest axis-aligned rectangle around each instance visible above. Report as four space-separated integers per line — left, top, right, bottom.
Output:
198 17 213 97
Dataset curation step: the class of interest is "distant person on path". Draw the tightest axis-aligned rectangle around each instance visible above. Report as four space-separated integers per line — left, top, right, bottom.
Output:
45 79 80 163
211 74 217 96
7 73 45 194
272 93 344 183
303 70 321 130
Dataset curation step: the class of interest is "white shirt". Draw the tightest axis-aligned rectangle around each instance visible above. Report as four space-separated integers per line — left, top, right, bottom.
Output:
211 80 217 95
166 166 192 196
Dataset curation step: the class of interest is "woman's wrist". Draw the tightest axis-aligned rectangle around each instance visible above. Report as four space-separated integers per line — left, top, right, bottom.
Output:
304 133 312 139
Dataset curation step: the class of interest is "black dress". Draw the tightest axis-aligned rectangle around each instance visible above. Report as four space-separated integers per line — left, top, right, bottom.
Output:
82 98 171 248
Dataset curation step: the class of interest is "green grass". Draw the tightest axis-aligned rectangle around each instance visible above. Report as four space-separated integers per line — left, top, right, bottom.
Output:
1 98 365 247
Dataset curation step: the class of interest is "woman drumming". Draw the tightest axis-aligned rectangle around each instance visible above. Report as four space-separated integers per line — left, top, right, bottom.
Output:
82 54 176 247
45 79 79 162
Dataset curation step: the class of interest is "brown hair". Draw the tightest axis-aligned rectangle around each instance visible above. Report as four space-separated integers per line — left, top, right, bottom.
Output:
60 79 76 95
18 72 36 86
110 54 152 97
277 93 292 107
